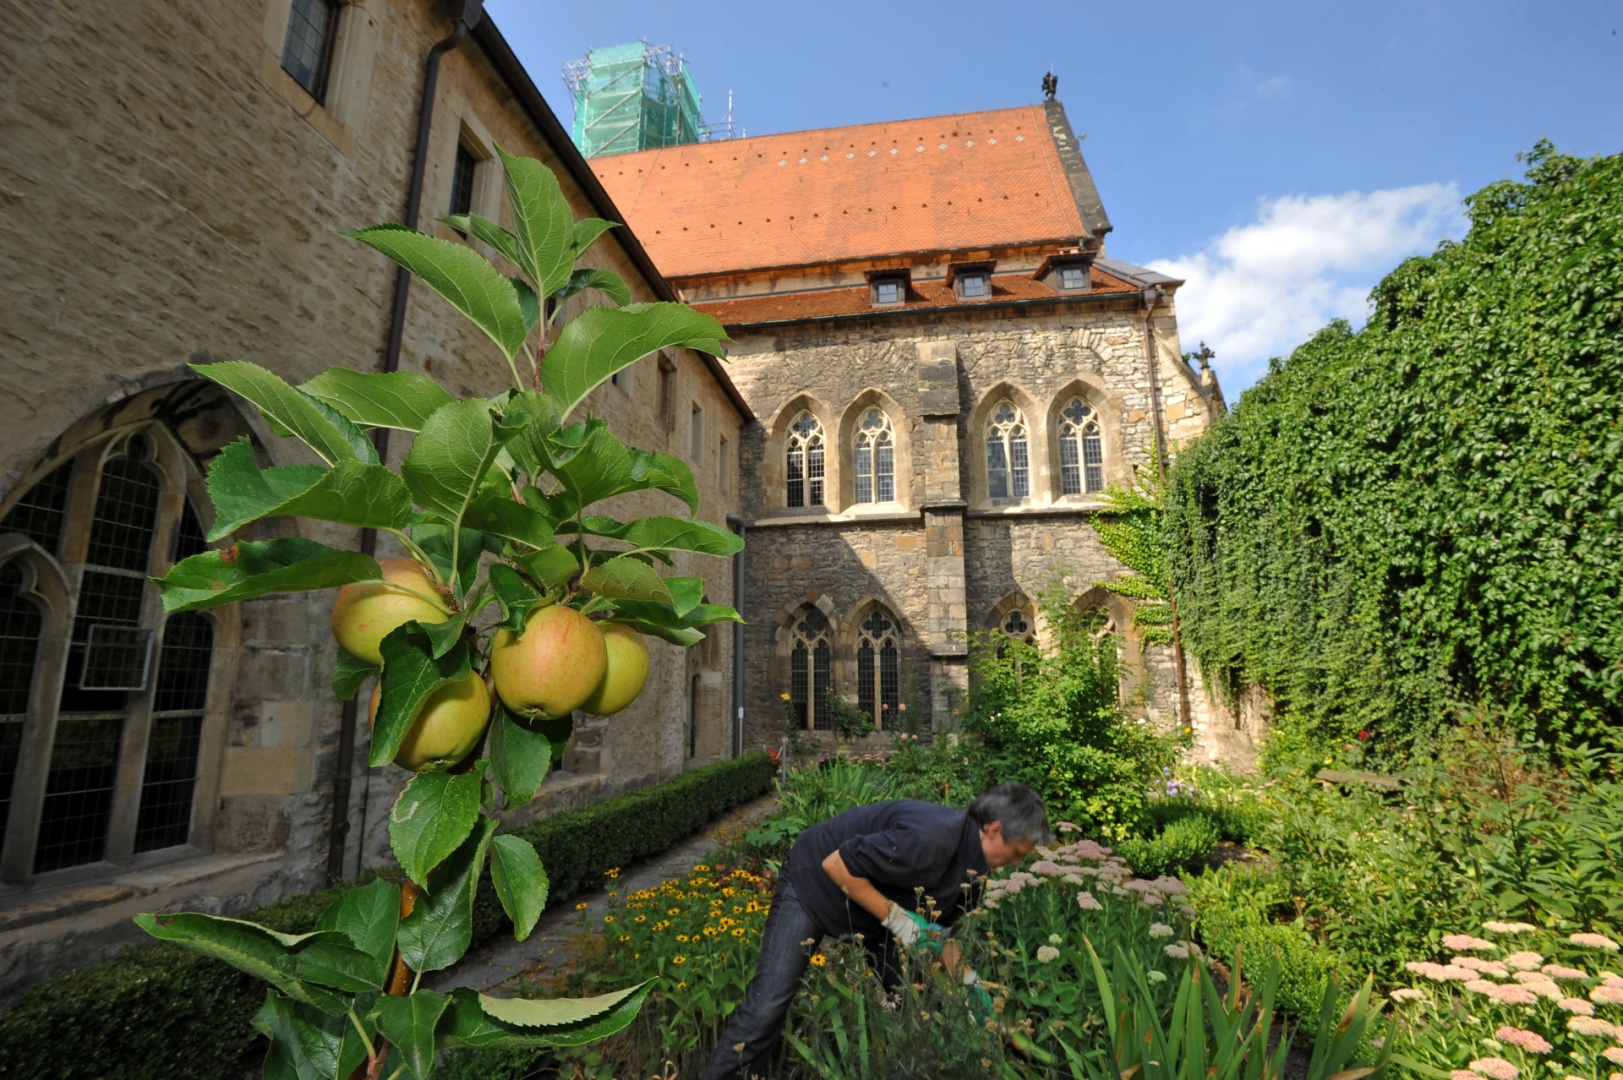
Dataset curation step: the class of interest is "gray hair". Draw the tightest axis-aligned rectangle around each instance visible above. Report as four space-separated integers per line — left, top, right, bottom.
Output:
967 782 1051 845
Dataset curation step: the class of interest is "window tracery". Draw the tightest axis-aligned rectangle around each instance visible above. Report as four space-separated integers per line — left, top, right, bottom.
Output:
786 411 825 509
1059 398 1104 495
788 608 832 730
855 608 900 725
986 402 1030 499
852 409 895 504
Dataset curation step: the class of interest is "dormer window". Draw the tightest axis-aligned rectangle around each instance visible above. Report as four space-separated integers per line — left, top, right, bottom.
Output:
867 269 910 307
1038 252 1093 293
1060 265 1088 291
948 260 997 301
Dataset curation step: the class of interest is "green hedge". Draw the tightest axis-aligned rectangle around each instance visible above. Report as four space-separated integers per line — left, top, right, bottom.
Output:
0 753 775 1080
1165 143 1623 750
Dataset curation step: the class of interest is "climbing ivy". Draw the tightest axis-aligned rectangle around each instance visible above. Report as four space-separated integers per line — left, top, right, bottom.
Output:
1164 142 1623 752
1090 469 1174 648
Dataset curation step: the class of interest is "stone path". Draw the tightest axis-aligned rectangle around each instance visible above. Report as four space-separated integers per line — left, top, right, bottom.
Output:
430 793 780 995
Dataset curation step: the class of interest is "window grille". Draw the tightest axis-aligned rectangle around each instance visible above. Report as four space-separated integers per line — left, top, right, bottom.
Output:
786 412 825 509
852 409 895 504
1060 265 1088 290
959 273 988 298
0 562 42 863
281 0 340 101
1059 398 1104 494
1 461 73 557
856 608 900 725
873 279 903 305
986 403 1030 499
450 143 478 221
135 612 213 853
788 609 831 730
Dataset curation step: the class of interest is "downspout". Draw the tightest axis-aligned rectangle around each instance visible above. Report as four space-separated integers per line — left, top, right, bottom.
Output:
326 2 483 883
1141 286 1194 733
726 513 747 758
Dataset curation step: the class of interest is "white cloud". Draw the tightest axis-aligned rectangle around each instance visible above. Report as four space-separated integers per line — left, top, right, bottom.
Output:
1148 184 1465 393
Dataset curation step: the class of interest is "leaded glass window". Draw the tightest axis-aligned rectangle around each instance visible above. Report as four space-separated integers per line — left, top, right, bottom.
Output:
788 609 832 731
281 0 340 101
856 608 900 726
1059 398 1104 495
0 563 42 865
786 412 825 509
986 403 1030 499
852 409 895 504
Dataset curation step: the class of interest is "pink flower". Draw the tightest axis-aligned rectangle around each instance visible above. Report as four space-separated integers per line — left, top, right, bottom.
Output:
1444 934 1499 952
1465 979 1502 994
1036 945 1060 963
1504 951 1544 971
1570 933 1621 952
1151 875 1190 896
1028 860 1067 876
1149 922 1175 938
1567 1016 1620 1038
1484 984 1539 1005
1055 821 1082 834
1450 1071 1481 1080
1591 985 1623 1006
1557 998 1595 1016
1076 891 1102 912
1483 921 1541 934
1542 964 1589 981
1603 1049 1623 1067
1467 1057 1518 1080
1455 956 1510 976
1391 988 1427 1002
1494 1027 1553 1054
1405 961 1477 982
1164 943 1190 959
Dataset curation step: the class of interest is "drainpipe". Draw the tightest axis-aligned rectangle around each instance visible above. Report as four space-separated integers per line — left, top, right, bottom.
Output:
326 2 483 883
726 513 747 758
1141 286 1193 733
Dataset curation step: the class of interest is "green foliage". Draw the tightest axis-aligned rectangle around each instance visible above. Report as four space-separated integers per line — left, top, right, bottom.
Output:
0 754 773 1080
1089 469 1174 647
827 686 876 740
960 584 1181 839
1165 143 1623 750
740 759 899 866
1114 812 1220 878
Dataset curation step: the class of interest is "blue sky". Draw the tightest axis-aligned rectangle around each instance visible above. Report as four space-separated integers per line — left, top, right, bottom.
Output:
484 1 1622 393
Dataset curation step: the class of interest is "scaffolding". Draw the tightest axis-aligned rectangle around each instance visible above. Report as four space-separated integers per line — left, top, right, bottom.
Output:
562 42 738 158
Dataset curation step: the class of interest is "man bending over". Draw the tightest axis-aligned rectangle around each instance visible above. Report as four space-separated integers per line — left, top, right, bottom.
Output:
700 782 1049 1079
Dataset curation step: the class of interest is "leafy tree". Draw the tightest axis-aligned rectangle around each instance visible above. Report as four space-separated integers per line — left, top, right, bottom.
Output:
135 149 743 1078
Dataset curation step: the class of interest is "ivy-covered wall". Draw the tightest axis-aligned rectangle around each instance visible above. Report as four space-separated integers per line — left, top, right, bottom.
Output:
1165 143 1622 750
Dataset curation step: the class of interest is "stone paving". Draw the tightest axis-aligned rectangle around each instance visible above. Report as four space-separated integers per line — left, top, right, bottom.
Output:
430 793 780 995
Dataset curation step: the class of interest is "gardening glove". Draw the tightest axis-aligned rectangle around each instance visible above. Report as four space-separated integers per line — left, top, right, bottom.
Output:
963 966 994 1021
881 902 944 952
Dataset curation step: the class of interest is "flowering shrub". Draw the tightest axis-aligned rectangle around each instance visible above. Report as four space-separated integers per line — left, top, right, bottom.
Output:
1388 922 1623 1080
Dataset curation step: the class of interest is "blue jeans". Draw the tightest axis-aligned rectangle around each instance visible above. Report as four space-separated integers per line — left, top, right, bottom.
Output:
699 873 823 1080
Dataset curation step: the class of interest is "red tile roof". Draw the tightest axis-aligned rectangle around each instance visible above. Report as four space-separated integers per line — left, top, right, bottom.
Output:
692 266 1137 327
592 105 1097 278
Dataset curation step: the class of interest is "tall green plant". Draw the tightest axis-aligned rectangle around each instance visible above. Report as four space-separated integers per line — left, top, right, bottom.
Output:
1165 143 1623 750
134 149 743 1078
1090 468 1173 648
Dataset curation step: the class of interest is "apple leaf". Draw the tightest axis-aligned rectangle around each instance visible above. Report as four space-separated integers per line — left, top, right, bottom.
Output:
192 361 376 466
489 834 549 941
495 145 576 298
563 516 743 559
542 303 727 418
489 702 552 806
204 437 412 541
581 556 671 604
464 495 555 550
557 268 631 307
330 646 378 701
438 982 653 1049
397 816 497 974
298 368 456 432
155 538 382 614
402 400 517 592
571 217 619 258
511 545 580 595
440 212 524 271
340 225 529 362
369 625 471 769
253 990 371 1080
389 770 483 888
134 913 349 1014
315 878 400 983
376 990 450 1080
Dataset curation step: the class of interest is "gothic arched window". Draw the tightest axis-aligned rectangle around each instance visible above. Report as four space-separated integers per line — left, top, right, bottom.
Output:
786 411 825 509
0 429 221 877
852 409 895 505
788 608 832 730
1059 398 1104 495
856 608 900 725
986 403 1030 499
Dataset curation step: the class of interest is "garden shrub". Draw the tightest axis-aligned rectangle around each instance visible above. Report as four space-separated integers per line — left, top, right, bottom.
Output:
0 753 775 1080
1165 142 1623 751
1114 811 1220 877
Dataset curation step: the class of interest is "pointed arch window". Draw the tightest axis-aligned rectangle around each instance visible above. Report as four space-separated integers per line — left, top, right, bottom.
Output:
0 429 222 878
986 402 1030 499
1059 398 1104 495
786 411 825 509
856 608 901 725
788 608 832 730
852 409 895 504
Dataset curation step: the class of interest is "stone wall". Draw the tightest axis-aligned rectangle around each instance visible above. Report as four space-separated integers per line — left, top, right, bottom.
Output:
0 0 744 999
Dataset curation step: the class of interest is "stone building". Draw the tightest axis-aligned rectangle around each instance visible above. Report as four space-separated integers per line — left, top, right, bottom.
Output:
0 1 747 1001
595 102 1226 750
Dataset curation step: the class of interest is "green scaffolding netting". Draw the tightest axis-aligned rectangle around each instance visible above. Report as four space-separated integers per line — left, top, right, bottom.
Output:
566 43 705 158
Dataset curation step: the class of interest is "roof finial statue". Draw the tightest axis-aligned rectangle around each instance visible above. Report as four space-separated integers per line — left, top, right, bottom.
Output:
1042 70 1058 100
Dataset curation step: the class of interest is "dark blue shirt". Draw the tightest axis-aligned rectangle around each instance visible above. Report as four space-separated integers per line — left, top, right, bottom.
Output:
785 800 989 940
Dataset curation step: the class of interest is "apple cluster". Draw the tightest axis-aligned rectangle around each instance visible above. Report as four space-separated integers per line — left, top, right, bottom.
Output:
330 558 650 772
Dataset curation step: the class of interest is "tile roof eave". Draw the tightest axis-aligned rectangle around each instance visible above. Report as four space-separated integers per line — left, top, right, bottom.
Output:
468 16 754 422
702 287 1152 333
667 237 1091 284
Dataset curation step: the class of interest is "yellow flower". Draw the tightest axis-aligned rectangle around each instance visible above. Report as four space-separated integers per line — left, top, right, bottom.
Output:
732 928 746 937
603 915 615 923
618 935 630 943
810 954 827 966
676 934 689 943
677 981 688 989
635 915 646 923
575 903 589 911
780 692 792 701
694 864 710 873
673 956 687 964
604 867 620 879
